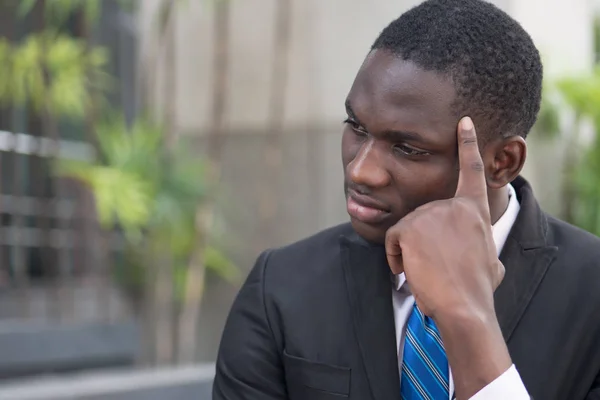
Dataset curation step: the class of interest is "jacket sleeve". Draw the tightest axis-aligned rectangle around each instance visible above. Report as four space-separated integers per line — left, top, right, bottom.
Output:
586 371 600 400
212 250 287 400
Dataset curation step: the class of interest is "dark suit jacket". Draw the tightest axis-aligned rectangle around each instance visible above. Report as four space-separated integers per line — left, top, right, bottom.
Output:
213 176 600 400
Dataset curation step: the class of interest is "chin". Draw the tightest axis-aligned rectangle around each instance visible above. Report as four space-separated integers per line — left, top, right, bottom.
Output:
350 218 387 245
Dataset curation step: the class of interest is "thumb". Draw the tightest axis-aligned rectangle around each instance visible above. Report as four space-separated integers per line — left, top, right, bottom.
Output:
385 226 404 274
387 254 404 275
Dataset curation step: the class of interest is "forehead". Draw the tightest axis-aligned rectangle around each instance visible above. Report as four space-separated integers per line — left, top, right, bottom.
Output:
347 49 458 140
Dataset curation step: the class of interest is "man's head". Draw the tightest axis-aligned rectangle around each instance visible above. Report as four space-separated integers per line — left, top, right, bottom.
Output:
342 0 542 243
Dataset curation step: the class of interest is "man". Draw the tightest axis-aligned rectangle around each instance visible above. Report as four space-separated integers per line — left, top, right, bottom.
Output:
213 0 600 399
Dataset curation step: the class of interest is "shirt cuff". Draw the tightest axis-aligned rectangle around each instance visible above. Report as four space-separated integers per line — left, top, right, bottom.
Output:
468 364 529 400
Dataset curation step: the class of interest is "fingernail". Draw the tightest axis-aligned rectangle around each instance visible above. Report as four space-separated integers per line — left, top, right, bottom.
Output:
461 117 473 131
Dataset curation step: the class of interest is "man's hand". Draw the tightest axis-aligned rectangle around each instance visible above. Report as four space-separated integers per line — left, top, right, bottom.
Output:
385 116 503 318
385 116 513 399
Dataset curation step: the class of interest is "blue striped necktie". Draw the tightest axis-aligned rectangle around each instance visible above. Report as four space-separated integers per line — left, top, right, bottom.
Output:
400 303 450 400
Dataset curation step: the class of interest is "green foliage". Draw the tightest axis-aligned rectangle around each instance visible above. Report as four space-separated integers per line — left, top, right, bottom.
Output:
17 0 140 26
203 245 238 282
18 0 101 27
557 67 600 119
0 40 12 102
12 0 239 309
572 135 600 235
533 53 563 140
541 66 600 237
56 115 239 294
0 32 109 118
595 14 600 64
173 246 237 301
57 160 153 241
534 85 561 139
17 0 37 17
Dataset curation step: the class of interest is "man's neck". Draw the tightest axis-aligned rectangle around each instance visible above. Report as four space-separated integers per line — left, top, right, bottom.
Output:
489 185 510 225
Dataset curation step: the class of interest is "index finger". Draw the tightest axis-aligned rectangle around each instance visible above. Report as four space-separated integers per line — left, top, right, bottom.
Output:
455 116 488 199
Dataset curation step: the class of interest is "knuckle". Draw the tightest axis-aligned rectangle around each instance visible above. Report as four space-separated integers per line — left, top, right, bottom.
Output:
415 200 440 213
470 161 484 172
387 219 408 238
409 214 429 234
461 136 477 145
385 226 399 242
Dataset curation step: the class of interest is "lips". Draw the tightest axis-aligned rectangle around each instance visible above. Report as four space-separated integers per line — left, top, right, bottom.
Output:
346 190 391 224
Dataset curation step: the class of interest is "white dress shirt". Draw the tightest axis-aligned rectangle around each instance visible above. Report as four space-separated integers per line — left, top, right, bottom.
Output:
392 184 530 399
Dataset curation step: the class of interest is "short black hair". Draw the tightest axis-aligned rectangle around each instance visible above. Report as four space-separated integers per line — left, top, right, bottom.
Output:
371 0 543 139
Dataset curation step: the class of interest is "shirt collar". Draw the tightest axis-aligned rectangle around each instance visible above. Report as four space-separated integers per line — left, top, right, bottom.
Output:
393 183 520 291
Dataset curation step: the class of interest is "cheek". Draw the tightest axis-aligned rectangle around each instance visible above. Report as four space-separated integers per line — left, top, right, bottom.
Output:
391 160 459 207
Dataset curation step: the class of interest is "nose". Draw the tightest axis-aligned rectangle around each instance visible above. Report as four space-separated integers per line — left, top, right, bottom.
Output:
348 141 391 189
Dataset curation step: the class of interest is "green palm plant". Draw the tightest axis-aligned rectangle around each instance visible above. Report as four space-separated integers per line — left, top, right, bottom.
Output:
10 0 238 365
559 68 600 237
532 81 562 140
533 65 600 237
55 115 238 302
0 7 113 292
573 128 600 236
0 32 108 118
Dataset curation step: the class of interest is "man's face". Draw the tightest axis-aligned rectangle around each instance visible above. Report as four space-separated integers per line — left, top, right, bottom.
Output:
342 49 463 244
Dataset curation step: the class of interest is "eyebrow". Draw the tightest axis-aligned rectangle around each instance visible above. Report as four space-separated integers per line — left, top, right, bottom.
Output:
345 99 359 122
345 99 431 144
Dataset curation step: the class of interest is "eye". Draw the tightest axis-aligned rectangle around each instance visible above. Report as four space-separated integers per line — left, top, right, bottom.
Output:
343 118 368 136
393 144 430 157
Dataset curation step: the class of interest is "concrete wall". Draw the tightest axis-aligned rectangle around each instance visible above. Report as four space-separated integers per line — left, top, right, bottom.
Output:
138 0 425 133
136 0 595 361
0 320 138 380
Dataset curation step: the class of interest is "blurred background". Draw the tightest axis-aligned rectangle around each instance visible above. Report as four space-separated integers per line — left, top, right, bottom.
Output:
0 0 599 398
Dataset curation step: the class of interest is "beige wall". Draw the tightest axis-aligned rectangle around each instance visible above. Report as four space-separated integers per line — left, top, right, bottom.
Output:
137 0 594 360
139 0 425 133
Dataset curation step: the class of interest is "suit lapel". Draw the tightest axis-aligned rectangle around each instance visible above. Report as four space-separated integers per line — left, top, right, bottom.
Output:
340 233 401 400
495 177 558 341
496 238 557 340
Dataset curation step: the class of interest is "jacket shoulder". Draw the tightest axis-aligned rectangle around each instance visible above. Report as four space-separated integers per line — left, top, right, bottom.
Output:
253 222 352 281
546 214 600 274
267 223 352 264
547 215 600 254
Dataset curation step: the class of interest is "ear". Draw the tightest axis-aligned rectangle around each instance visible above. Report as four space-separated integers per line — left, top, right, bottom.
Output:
483 136 527 189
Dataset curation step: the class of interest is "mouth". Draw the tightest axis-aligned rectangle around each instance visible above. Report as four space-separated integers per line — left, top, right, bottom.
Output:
346 190 391 224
